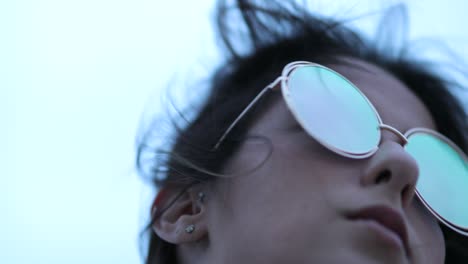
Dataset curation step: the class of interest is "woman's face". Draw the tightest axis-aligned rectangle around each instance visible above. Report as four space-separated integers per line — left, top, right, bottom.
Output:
203 58 445 264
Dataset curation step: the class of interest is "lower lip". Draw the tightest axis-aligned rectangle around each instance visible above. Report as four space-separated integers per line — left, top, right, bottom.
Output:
355 219 405 252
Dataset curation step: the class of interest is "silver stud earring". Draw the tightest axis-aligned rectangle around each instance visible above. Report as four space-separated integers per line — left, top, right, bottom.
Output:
185 224 195 234
197 192 205 203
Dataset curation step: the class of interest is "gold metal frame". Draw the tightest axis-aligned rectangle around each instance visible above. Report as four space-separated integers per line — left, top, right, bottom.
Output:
213 61 468 236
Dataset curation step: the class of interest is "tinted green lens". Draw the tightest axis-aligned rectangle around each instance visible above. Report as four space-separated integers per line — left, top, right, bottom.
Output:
406 132 468 228
287 65 380 154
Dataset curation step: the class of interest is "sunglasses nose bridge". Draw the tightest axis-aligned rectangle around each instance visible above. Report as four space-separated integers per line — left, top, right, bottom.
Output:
378 124 408 145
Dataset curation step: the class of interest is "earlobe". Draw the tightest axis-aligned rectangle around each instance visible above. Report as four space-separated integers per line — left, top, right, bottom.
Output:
152 188 208 244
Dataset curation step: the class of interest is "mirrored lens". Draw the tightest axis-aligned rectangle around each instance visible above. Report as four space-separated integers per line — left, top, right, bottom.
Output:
406 132 468 228
287 65 380 154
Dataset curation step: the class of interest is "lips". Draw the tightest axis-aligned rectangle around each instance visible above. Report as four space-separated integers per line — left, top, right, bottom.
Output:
347 205 409 256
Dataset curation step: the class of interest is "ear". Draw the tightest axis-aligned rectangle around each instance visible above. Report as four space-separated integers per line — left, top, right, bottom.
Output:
151 187 208 244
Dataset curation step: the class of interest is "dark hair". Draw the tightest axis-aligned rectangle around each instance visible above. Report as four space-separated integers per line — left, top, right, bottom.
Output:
136 1 468 263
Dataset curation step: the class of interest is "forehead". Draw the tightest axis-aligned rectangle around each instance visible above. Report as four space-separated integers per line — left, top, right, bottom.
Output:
249 58 436 135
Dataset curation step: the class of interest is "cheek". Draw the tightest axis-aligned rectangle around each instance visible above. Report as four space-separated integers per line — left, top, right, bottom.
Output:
407 199 445 262
209 157 344 263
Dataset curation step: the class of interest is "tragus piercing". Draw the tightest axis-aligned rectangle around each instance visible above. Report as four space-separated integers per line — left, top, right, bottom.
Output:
185 224 195 234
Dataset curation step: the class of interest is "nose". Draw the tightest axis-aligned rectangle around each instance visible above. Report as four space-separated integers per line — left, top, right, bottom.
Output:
361 130 419 209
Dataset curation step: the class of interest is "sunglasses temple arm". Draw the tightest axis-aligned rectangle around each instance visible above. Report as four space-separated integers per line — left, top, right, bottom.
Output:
212 77 284 150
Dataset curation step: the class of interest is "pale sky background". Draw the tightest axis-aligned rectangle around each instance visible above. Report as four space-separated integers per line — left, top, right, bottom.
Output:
2 0 467 263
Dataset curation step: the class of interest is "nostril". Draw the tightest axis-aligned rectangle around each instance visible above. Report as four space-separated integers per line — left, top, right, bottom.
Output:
401 184 414 206
375 169 392 184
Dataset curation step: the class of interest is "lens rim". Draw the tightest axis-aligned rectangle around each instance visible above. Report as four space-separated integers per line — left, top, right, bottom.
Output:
405 128 468 236
280 61 382 159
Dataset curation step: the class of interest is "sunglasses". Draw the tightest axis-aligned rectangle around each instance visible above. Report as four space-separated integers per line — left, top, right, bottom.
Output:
214 61 468 236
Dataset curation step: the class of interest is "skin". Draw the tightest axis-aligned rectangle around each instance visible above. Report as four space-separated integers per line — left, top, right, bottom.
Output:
155 57 445 264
